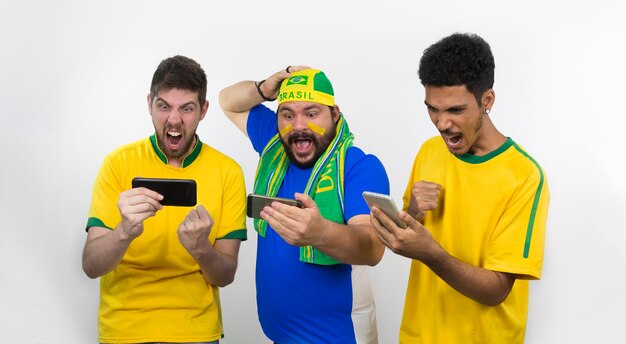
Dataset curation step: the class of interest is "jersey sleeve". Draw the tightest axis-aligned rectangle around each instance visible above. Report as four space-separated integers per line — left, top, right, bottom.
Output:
484 166 549 280
247 104 279 154
215 162 248 241
86 154 124 231
343 148 390 221
402 147 425 211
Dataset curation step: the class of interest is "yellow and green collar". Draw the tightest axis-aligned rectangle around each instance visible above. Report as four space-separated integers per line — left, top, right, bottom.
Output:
149 133 202 168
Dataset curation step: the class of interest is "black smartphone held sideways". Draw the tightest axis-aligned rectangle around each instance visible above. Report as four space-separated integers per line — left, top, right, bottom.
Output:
362 191 407 229
131 177 197 207
247 193 303 219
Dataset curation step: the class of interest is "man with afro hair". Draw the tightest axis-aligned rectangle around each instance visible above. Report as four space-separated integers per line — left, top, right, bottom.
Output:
369 33 550 343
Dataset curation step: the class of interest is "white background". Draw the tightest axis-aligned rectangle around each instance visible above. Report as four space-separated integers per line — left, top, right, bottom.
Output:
1 0 625 343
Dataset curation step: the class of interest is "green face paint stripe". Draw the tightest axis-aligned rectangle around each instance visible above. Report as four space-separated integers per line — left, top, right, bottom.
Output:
512 143 546 259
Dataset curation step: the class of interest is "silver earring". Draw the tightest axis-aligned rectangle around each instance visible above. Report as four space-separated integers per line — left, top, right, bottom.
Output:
485 109 491 114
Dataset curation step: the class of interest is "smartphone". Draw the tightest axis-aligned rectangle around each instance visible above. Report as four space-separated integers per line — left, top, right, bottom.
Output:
131 177 197 207
247 193 303 219
362 191 407 229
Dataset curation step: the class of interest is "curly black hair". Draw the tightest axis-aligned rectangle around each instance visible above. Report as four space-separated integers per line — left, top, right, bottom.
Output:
150 55 207 105
418 33 495 104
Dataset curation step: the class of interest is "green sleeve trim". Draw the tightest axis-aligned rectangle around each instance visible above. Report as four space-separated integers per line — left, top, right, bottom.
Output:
217 229 247 241
85 217 112 232
512 143 546 259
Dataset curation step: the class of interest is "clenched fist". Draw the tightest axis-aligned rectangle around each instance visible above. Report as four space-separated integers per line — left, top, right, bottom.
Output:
407 181 441 221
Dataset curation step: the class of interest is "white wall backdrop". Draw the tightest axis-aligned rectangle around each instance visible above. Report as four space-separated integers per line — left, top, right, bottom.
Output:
1 0 625 343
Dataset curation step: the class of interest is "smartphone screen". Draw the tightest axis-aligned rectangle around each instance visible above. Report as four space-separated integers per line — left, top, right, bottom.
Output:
132 177 197 207
362 191 407 229
247 194 303 219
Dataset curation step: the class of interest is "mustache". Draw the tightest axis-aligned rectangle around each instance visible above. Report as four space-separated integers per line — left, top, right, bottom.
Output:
287 131 317 145
440 130 461 136
164 125 185 135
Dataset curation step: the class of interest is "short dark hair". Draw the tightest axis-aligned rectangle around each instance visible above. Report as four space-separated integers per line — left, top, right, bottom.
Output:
150 55 207 105
418 33 495 104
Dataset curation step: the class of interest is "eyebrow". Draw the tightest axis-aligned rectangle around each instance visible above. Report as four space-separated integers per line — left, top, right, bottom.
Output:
155 98 197 108
424 101 468 112
303 105 323 111
155 97 170 106
278 104 323 113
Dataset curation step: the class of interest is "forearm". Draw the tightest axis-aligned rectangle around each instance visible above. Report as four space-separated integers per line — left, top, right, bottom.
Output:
219 81 264 113
188 240 240 287
424 247 515 306
315 220 384 266
82 226 133 278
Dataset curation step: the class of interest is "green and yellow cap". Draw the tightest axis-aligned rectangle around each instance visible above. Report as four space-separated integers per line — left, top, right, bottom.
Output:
277 68 334 106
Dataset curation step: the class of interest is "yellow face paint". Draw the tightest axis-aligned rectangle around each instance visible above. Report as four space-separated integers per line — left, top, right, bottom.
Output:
279 124 293 137
307 122 326 136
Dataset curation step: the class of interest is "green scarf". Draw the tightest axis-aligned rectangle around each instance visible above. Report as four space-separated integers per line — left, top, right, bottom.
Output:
253 115 353 265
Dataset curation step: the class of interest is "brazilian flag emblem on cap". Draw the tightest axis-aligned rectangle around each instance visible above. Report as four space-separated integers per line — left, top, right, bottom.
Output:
286 75 309 86
278 68 334 106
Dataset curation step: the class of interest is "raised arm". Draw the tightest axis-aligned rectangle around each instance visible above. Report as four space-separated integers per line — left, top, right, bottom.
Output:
218 66 308 136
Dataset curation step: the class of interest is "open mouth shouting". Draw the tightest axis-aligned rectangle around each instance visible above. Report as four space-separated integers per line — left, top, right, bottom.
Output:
442 132 464 153
281 124 336 169
289 132 316 159
166 130 184 151
156 126 194 161
281 130 329 169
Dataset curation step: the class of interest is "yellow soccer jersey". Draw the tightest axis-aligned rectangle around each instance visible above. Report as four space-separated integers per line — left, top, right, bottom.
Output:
400 136 549 344
86 135 246 343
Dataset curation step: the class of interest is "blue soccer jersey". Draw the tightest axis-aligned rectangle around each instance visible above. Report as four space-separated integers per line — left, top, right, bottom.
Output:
248 105 389 344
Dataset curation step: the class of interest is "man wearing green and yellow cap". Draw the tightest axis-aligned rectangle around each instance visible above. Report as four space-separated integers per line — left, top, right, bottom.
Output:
220 67 389 343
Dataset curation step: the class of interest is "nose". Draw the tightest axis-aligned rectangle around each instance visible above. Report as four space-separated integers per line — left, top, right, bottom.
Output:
292 114 308 130
433 112 452 132
167 110 183 125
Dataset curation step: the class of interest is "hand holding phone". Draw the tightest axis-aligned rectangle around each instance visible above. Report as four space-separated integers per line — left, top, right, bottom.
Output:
362 191 407 229
116 187 164 239
247 193 303 219
132 177 197 207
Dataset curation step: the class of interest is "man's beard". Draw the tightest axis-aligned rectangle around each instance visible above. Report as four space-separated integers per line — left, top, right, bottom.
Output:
280 125 337 169
155 126 195 160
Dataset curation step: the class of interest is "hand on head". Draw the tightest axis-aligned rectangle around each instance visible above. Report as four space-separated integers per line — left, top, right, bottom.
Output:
259 65 311 100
